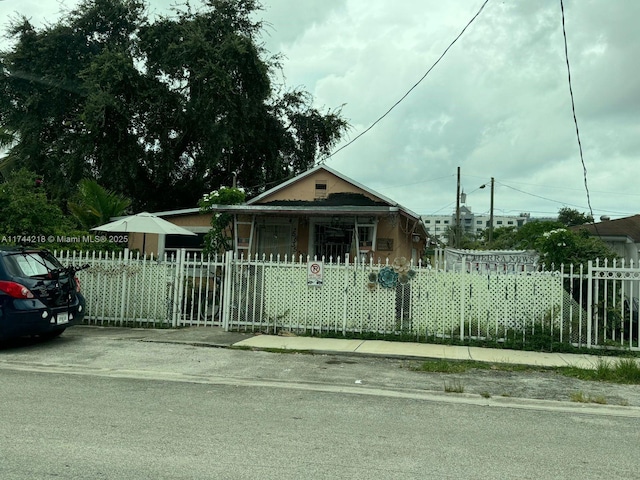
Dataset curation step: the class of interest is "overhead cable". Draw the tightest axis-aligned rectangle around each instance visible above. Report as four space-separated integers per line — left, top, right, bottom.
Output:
316 0 490 164
560 0 599 231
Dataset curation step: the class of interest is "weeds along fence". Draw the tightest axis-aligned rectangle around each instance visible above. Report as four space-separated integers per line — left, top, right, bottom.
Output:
54 250 640 350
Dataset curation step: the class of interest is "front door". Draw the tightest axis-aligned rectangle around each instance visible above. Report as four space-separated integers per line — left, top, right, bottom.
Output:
314 223 354 260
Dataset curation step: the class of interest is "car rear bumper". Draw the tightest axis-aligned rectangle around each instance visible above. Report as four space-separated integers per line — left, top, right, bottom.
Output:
0 295 86 339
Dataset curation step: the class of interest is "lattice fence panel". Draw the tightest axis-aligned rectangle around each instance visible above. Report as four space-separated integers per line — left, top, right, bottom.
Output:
344 267 396 333
464 274 492 339
254 258 349 333
481 273 563 338
122 260 172 324
56 251 172 326
308 262 350 332
411 271 465 338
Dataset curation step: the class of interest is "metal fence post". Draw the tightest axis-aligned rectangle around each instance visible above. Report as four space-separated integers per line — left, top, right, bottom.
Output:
171 249 185 327
586 260 593 349
342 254 350 335
460 255 466 340
119 248 129 325
221 250 234 331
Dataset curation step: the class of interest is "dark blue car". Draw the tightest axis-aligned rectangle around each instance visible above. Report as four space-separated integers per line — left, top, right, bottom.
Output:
0 247 86 340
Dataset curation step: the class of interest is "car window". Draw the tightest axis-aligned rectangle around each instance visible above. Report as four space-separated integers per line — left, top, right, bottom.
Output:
5 252 62 278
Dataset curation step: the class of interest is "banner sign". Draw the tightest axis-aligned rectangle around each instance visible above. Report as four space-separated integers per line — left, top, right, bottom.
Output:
444 248 539 273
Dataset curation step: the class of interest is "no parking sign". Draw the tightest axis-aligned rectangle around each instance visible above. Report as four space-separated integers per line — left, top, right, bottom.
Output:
307 261 324 287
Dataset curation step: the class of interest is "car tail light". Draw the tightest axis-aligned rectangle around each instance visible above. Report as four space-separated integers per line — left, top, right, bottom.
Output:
0 281 35 299
74 276 81 293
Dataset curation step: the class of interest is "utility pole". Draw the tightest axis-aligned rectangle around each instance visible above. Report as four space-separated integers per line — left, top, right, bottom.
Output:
455 166 461 248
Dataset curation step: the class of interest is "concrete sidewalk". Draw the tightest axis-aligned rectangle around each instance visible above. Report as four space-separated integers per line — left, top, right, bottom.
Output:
233 335 621 370
73 325 635 370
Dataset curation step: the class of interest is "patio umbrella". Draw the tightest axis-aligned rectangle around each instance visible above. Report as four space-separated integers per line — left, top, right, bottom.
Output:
91 211 197 255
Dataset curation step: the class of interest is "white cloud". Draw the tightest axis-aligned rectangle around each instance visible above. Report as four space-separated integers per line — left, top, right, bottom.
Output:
265 0 640 219
1 0 638 219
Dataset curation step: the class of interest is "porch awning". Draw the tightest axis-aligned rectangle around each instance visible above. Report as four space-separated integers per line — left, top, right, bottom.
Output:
200 205 402 216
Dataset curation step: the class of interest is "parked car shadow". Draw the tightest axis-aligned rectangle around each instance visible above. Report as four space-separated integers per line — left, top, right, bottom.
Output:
0 333 75 351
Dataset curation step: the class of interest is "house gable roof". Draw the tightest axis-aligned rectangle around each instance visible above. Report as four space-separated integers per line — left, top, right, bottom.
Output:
248 164 400 207
575 215 640 243
151 165 427 236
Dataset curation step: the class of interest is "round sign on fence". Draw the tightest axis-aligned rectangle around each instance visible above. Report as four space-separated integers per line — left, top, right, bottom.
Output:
307 261 324 286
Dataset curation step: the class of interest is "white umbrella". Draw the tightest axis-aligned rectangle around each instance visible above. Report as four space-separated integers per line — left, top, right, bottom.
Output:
91 211 197 255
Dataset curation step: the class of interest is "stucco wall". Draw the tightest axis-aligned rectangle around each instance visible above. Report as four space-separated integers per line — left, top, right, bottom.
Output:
166 212 212 227
255 170 382 203
374 215 422 263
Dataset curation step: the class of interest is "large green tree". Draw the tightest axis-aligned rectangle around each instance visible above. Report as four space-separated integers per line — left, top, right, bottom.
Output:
68 178 132 229
557 207 594 227
0 0 348 211
536 227 616 270
0 168 73 237
473 216 616 270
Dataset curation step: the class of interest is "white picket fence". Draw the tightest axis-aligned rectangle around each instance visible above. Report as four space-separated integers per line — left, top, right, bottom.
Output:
54 250 640 350
55 249 226 328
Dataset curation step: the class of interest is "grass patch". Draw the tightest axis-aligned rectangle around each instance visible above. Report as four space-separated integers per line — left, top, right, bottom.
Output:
480 391 491 398
444 380 464 393
557 358 640 384
412 359 486 374
305 329 640 357
412 359 539 374
230 345 312 355
570 391 608 404
261 348 312 355
412 356 640 386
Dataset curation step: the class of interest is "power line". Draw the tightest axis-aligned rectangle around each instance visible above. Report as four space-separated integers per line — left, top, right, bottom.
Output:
484 178 640 197
496 181 634 217
316 0 490 164
560 1 598 230
498 181 590 210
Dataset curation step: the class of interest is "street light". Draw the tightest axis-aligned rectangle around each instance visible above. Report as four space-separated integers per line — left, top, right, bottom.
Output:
479 177 494 245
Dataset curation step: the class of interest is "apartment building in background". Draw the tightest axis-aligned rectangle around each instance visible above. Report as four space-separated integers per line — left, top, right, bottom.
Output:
422 206 531 245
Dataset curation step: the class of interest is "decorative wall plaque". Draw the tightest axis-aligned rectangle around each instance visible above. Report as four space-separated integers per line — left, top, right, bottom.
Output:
376 238 394 251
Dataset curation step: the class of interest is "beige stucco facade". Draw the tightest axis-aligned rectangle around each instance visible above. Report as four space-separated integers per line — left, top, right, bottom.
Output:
144 165 428 262
233 212 422 263
257 169 378 203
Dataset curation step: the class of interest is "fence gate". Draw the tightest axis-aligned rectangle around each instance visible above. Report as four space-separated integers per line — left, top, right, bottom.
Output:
58 249 174 327
584 260 640 349
58 249 230 328
171 250 228 327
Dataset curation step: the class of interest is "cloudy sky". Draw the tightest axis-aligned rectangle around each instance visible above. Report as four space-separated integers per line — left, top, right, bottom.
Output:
1 0 638 220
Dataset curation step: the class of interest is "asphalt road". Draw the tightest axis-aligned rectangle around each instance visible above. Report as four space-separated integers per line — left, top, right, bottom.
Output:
1 330 640 479
2 368 640 480
2 327 640 408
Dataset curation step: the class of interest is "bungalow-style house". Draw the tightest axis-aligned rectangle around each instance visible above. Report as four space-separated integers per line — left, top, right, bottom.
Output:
136 165 429 263
574 214 640 265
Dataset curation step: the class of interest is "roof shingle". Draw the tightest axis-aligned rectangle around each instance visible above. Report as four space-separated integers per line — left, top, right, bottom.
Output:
575 215 640 242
